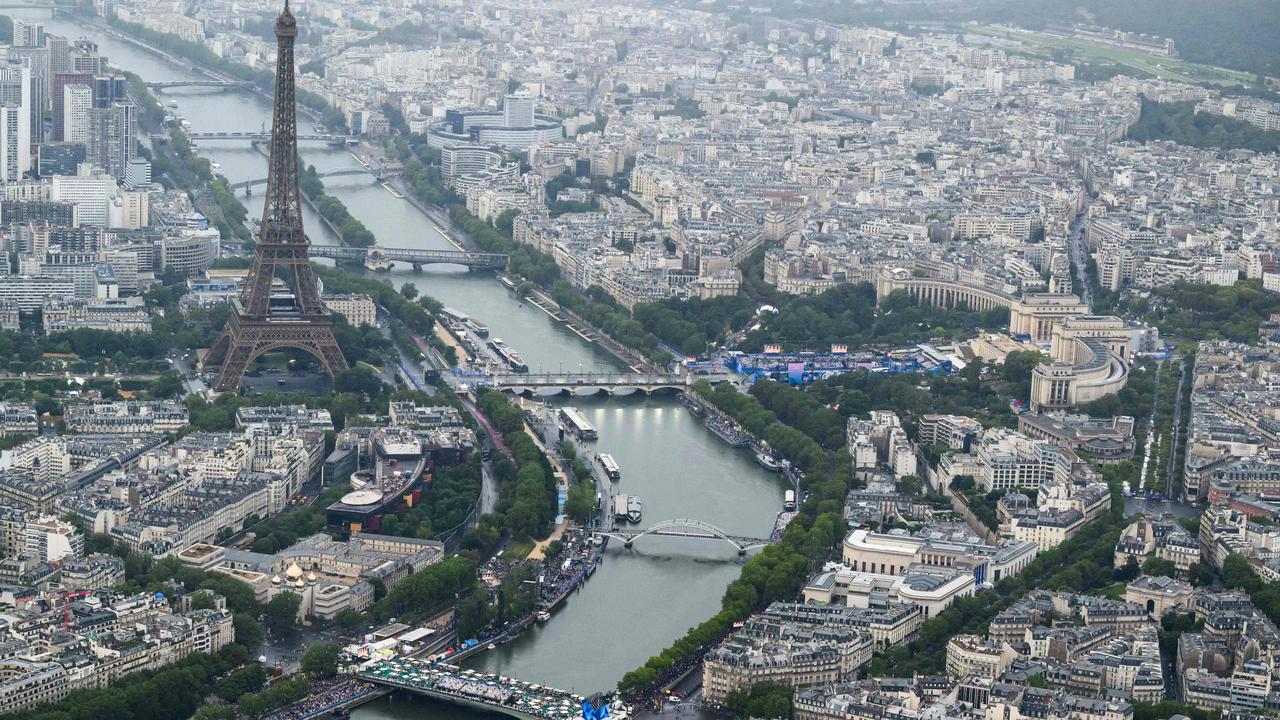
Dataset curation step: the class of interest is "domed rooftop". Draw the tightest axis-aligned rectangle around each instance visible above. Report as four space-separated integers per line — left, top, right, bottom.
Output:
341 489 383 506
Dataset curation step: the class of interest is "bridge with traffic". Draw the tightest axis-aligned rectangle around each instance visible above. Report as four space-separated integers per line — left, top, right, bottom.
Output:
146 80 255 90
185 130 354 143
486 371 733 394
231 166 384 190
591 518 770 555
308 244 508 270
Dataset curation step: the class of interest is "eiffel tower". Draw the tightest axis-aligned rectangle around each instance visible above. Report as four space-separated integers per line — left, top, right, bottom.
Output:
205 0 347 392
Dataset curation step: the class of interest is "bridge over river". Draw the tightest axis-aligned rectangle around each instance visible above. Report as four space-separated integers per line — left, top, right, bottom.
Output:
590 518 770 554
146 79 255 89
487 371 734 395
358 659 623 720
185 130 355 143
309 244 507 270
232 166 385 190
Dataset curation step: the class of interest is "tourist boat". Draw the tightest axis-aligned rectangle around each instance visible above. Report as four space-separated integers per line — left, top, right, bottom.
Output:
499 276 517 291
535 610 552 623
363 256 392 272
466 319 490 338
489 338 529 373
755 452 784 472
626 495 643 524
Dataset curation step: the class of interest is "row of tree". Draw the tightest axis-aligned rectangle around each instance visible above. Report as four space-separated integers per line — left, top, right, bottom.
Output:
475 387 561 541
301 165 376 247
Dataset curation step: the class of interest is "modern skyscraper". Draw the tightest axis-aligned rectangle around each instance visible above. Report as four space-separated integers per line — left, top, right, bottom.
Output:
70 41 103 74
44 33 68 118
88 100 134 178
6 47 49 143
52 72 91 141
0 60 31 183
503 92 535 128
62 84 91 146
12 19 44 48
91 74 127 108
0 106 28 183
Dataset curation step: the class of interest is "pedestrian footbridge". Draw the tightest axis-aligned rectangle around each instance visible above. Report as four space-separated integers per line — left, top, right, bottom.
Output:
590 518 771 555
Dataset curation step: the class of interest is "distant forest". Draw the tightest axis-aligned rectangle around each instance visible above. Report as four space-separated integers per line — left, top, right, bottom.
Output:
695 0 1280 81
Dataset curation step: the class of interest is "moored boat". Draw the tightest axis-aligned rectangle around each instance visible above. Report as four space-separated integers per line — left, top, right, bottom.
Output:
755 452 784 471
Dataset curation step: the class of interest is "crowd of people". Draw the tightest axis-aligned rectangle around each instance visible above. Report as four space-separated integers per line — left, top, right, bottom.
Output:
705 413 751 446
769 511 798 543
264 679 379 720
537 530 599 606
624 647 709 713
431 672 509 703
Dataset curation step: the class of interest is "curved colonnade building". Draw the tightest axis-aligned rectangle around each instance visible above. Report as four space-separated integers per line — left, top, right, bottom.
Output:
875 267 1157 413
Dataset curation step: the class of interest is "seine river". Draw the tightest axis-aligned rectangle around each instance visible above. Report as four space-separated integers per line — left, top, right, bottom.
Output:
21 11 790 715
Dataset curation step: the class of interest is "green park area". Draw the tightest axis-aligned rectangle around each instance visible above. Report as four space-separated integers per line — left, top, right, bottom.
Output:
965 24 1258 87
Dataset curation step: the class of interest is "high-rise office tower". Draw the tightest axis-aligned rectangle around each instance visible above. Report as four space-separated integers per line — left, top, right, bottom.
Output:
91 74 127 109
88 100 134 178
70 41 103 74
62 84 91 146
6 47 49 143
12 19 44 48
45 34 68 76
52 72 92 140
503 92 535 128
0 59 30 105
0 60 30 182
0 107 27 182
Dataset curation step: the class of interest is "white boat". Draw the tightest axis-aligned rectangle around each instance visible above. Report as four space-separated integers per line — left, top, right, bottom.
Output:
627 495 642 524
755 452 784 472
364 256 393 272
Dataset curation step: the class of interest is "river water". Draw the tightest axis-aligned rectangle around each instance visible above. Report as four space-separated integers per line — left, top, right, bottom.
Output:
27 12 788 714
